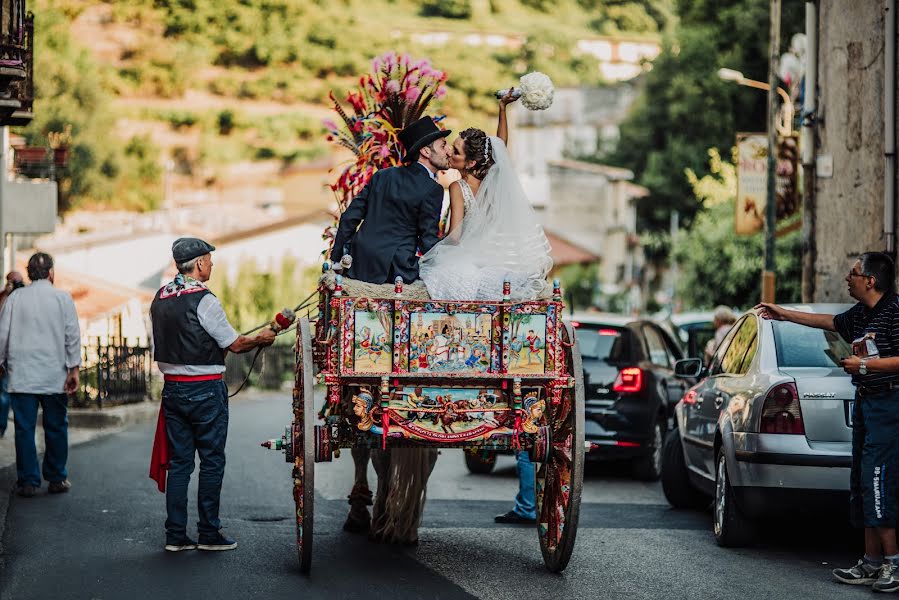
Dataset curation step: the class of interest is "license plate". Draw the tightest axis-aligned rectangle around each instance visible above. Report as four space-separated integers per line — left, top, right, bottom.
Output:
846 400 854 427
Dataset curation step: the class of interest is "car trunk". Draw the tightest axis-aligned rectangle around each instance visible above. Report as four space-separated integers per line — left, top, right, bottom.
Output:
779 366 855 442
583 361 621 404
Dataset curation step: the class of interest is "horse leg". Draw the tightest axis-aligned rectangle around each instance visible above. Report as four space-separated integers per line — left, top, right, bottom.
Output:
343 447 373 534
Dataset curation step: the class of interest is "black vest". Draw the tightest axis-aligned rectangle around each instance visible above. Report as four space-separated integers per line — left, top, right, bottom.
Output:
150 286 225 366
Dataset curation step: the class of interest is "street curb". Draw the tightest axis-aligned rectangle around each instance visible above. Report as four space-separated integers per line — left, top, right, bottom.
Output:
67 401 160 429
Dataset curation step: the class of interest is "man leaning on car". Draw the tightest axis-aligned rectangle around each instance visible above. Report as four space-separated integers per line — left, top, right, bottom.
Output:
756 251 899 593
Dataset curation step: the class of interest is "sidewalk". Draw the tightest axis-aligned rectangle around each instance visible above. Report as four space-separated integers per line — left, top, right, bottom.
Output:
0 400 160 557
0 400 161 472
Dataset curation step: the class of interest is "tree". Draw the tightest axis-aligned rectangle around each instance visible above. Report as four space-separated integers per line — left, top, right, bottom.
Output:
19 2 162 211
671 149 801 309
598 0 805 232
420 0 472 18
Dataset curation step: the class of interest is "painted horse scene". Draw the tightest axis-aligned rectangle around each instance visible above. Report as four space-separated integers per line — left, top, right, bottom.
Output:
507 313 547 375
409 312 493 374
353 311 393 373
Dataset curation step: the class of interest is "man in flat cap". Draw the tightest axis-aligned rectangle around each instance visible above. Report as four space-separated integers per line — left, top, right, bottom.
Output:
330 115 450 284
150 237 275 552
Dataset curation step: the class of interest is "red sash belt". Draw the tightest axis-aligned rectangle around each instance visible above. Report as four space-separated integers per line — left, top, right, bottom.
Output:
163 373 223 382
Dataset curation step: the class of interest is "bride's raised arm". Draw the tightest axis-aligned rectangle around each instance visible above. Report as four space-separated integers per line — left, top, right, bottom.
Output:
496 89 518 146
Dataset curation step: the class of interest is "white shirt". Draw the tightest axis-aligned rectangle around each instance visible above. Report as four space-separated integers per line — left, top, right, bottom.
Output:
0 279 81 394
155 294 239 376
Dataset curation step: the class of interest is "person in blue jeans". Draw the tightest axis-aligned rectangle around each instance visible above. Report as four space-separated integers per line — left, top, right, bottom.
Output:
494 451 537 524
0 254 80 497
758 252 899 592
150 238 275 552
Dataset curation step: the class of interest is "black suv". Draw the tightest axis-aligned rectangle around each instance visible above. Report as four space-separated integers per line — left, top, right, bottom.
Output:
463 313 691 480
574 314 692 480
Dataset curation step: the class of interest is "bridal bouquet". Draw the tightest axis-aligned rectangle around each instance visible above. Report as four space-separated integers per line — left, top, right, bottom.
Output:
497 72 554 111
519 71 554 111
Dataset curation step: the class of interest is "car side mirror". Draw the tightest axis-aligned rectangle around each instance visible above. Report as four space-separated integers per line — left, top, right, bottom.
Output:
674 357 704 379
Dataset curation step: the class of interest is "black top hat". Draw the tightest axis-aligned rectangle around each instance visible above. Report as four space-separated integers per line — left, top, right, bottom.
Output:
397 116 451 162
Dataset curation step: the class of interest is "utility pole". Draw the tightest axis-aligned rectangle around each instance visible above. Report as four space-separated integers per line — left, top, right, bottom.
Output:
800 1 818 302
762 0 781 304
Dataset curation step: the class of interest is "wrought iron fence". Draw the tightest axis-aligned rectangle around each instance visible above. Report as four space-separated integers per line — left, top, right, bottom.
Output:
74 340 152 409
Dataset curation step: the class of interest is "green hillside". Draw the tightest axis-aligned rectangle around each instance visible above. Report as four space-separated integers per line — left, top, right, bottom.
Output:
23 0 670 211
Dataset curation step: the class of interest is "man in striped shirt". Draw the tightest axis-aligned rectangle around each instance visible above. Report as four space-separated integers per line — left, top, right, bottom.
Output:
757 251 899 592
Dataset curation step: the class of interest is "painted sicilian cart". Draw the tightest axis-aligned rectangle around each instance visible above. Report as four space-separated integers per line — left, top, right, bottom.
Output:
263 273 585 574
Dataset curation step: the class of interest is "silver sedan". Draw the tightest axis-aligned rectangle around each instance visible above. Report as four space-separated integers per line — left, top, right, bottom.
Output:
661 303 855 546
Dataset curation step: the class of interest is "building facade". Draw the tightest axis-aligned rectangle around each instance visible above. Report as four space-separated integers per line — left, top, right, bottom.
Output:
812 1 898 299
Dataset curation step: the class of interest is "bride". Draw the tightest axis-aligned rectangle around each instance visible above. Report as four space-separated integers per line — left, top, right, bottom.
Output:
419 92 553 301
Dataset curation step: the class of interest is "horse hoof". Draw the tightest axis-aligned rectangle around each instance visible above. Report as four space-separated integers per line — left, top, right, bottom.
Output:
343 512 371 534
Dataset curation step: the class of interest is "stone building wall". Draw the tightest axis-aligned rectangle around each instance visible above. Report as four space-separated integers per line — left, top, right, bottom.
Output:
814 1 897 300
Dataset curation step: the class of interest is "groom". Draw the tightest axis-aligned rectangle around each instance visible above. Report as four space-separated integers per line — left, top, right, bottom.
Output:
330 115 450 284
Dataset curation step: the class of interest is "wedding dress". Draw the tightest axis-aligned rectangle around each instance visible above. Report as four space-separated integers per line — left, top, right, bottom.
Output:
419 136 552 301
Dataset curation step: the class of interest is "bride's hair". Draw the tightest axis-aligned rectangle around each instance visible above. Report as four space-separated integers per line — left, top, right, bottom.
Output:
459 128 495 180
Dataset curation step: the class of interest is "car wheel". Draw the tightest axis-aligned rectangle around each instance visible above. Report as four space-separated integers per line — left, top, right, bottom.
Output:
713 452 754 547
661 429 709 510
464 450 497 474
631 419 664 481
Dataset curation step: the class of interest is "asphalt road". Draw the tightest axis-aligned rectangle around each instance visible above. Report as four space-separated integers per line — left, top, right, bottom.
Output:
0 391 869 599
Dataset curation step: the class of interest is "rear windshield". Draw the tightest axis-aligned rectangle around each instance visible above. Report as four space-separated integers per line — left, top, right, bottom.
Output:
575 326 630 362
772 320 852 368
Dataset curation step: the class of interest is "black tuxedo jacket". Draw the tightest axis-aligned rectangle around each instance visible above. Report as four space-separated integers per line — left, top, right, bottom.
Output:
330 164 443 284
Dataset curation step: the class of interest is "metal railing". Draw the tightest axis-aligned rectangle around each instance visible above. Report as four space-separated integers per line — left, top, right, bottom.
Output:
74 340 152 409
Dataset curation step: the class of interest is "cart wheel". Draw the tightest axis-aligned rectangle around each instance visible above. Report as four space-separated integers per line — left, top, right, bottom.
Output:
292 317 315 574
535 321 585 573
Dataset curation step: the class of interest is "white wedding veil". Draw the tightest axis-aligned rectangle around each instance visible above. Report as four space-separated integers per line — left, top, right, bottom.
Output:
419 136 553 301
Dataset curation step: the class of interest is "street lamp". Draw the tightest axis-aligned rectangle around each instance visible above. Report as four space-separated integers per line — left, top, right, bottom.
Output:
717 68 793 135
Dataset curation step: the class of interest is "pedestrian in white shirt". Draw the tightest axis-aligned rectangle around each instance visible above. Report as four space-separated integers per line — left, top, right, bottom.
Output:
0 253 80 498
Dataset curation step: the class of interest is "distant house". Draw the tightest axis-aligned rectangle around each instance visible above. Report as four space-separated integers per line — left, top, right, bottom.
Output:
544 229 600 273
539 159 647 294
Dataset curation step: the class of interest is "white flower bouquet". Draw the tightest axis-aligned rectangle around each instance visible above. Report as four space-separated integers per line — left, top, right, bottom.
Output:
495 71 555 111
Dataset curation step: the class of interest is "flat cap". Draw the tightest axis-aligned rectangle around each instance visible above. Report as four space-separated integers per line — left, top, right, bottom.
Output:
172 237 215 263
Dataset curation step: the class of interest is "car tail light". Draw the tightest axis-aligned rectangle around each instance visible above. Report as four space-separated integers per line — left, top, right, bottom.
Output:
598 329 620 336
570 320 580 328
682 389 698 405
613 367 643 393
760 382 805 434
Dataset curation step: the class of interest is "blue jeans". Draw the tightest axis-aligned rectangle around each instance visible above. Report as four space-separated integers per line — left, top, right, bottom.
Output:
10 393 69 488
513 450 537 519
0 374 10 436
162 379 229 541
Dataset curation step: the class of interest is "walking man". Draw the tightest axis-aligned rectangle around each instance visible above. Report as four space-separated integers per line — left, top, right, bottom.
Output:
0 253 80 497
151 238 275 552
756 251 899 592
